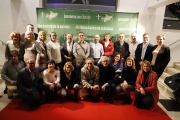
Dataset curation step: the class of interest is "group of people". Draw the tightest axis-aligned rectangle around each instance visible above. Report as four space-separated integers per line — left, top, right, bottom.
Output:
1 24 170 111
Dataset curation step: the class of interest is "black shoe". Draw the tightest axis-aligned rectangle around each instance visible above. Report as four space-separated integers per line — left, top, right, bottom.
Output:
74 96 79 102
123 96 132 104
109 98 113 104
92 96 98 103
8 96 14 99
3 87 7 94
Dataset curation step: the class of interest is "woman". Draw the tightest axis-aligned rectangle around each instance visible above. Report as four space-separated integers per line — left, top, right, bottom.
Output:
5 31 24 64
151 34 170 79
47 32 62 70
37 31 49 67
116 56 137 104
61 32 74 66
24 31 41 67
134 60 159 111
109 52 123 78
43 60 61 102
60 62 79 102
99 33 114 57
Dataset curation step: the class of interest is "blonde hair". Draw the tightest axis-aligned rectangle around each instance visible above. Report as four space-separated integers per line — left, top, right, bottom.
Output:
63 62 74 72
9 31 23 41
66 32 73 38
25 31 35 40
156 34 165 40
38 31 46 41
140 60 154 74
125 56 136 69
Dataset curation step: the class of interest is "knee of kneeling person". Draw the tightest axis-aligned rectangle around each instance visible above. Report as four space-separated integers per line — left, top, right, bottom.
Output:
73 84 80 89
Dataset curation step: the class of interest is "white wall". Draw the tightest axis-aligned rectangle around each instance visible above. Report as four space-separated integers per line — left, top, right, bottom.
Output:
117 0 180 66
0 0 40 65
0 0 179 66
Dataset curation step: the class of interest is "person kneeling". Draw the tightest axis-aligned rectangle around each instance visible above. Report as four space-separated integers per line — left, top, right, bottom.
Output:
133 60 159 111
43 60 61 102
80 58 100 102
60 62 80 102
116 56 137 104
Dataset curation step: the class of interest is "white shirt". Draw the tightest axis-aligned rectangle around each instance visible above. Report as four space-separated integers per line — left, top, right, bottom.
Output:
47 41 62 63
43 70 60 86
129 40 139 58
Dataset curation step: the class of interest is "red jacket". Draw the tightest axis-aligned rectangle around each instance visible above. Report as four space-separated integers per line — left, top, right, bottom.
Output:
99 39 114 56
133 71 159 111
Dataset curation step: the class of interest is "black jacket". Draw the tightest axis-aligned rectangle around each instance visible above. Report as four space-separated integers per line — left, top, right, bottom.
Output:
114 41 130 60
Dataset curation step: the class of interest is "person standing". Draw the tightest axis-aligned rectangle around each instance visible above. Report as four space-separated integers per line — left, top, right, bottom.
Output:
99 33 114 57
114 33 129 62
135 33 154 72
22 24 38 41
129 33 139 59
61 32 75 66
151 34 170 79
47 32 62 70
90 34 104 65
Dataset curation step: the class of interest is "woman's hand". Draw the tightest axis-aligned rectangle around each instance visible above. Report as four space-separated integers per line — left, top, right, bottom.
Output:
56 83 61 88
49 84 54 91
123 81 128 88
136 89 141 92
116 68 121 73
140 87 146 95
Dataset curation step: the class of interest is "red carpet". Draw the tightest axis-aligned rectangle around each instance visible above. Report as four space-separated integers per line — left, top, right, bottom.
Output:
0 94 171 120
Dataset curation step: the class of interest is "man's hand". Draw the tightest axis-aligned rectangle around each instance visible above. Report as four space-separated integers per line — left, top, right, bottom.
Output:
66 86 68 90
28 89 33 93
10 81 16 86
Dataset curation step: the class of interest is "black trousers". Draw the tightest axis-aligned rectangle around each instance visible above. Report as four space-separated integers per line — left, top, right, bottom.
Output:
44 86 60 102
134 90 154 109
99 83 116 98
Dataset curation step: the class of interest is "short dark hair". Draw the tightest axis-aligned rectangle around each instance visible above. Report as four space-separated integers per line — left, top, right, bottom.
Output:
50 32 57 37
10 50 19 58
47 60 57 69
78 32 84 36
27 24 33 27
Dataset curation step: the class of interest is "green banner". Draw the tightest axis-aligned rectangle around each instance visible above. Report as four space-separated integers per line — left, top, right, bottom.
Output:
36 8 138 44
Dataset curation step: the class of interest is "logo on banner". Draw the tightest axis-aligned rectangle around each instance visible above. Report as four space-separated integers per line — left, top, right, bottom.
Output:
41 11 58 20
96 14 112 22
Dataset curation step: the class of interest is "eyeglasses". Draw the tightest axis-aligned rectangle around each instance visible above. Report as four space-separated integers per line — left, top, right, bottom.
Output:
102 60 109 63
78 35 84 37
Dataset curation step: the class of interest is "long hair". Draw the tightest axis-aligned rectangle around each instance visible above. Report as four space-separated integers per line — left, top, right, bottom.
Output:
124 56 136 69
140 60 154 74
38 31 46 41
111 52 123 63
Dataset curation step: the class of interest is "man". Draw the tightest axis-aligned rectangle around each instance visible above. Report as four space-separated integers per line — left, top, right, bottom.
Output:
129 33 139 59
17 58 46 109
98 56 116 104
90 34 104 65
22 24 38 40
81 58 100 102
135 33 154 71
73 32 90 58
1 50 25 99
114 33 130 62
